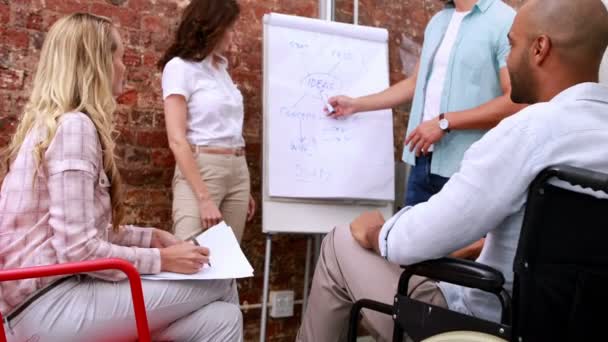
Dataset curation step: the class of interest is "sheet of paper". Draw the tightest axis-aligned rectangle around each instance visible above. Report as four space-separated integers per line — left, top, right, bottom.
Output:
265 13 395 201
142 222 253 281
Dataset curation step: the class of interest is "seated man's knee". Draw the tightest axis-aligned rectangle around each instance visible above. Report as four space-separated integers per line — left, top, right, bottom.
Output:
324 225 354 249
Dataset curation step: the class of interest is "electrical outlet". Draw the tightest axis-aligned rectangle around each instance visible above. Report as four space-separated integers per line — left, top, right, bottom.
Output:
269 290 294 318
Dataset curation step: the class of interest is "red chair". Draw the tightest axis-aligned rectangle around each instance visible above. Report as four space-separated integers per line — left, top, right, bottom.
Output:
0 258 151 342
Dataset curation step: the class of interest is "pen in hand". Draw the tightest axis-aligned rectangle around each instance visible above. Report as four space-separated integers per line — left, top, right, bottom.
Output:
190 237 211 267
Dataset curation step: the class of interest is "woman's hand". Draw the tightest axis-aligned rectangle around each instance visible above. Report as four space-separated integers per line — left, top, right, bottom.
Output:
247 194 256 222
199 198 223 229
150 228 181 249
160 242 210 274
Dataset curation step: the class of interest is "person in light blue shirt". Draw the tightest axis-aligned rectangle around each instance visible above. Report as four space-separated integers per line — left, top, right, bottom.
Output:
298 0 608 340
328 0 525 258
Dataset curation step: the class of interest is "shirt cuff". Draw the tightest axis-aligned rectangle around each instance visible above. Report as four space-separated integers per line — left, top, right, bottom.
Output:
378 206 411 260
139 248 162 274
110 225 155 247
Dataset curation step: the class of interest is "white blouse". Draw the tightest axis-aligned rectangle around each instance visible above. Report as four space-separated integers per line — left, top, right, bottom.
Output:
162 55 245 148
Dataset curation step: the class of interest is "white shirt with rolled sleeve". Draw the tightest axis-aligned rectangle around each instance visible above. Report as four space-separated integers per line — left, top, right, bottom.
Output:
161 55 245 148
379 83 608 323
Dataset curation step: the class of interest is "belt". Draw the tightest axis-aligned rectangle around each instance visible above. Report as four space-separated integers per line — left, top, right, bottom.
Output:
5 276 74 323
191 145 245 157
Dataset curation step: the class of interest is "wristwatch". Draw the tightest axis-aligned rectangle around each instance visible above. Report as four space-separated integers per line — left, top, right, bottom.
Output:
439 113 450 133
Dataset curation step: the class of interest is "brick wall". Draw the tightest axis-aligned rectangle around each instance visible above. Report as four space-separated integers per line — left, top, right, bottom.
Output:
1 0 521 340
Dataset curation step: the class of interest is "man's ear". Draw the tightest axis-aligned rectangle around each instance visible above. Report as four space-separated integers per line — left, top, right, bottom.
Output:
532 35 552 66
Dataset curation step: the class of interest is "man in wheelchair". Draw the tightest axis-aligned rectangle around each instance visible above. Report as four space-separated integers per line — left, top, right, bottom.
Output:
297 0 608 341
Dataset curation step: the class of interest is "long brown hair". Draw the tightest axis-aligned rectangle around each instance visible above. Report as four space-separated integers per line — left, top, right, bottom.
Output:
158 0 240 70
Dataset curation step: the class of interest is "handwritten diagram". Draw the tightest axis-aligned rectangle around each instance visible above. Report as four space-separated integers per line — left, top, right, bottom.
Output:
266 15 395 200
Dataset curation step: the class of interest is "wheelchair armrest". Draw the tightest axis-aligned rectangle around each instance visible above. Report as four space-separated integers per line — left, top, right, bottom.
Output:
401 257 505 295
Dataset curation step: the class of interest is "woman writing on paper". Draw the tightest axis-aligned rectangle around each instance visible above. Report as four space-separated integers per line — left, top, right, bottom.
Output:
159 0 255 243
0 13 242 341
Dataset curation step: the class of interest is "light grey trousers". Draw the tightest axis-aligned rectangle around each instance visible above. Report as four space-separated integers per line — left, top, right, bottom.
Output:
4 276 242 342
297 225 448 342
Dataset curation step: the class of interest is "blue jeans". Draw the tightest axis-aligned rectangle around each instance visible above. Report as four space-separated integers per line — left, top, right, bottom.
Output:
405 154 450 206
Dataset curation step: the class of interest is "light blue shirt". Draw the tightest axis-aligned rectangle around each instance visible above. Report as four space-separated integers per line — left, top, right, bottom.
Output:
382 83 608 322
403 0 516 177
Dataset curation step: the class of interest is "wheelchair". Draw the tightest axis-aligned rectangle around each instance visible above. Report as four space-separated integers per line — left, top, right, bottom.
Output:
348 165 608 342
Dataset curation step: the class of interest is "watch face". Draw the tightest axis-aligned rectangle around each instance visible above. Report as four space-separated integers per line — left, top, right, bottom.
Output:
439 119 449 130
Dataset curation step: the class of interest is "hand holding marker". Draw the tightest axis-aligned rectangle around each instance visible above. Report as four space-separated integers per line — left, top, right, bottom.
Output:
322 92 335 115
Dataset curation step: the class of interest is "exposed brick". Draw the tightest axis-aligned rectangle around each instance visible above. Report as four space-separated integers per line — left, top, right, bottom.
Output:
124 146 151 165
153 110 165 128
127 0 149 12
146 189 171 206
130 109 154 127
114 108 130 128
138 205 171 228
151 149 175 168
117 89 138 106
10 5 30 27
45 0 88 13
143 52 159 68
42 9 62 29
0 115 18 137
136 130 168 148
31 31 45 50
127 68 149 83
127 30 145 48
123 48 142 67
150 31 172 53
137 90 162 110
121 168 165 186
26 12 43 30
141 15 165 33
124 188 149 206
3 28 29 50
0 68 25 90
108 0 127 6
90 3 139 29
0 2 9 25
115 125 137 145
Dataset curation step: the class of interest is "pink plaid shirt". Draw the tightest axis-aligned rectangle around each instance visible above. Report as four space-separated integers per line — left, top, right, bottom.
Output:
0 112 161 314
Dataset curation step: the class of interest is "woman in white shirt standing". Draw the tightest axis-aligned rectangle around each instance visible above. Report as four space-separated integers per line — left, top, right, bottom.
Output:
159 0 254 243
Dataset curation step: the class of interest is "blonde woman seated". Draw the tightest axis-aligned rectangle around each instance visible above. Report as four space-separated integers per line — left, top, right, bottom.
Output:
0 13 242 342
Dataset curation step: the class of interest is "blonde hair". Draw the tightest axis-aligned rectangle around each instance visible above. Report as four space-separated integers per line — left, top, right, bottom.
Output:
1 13 124 230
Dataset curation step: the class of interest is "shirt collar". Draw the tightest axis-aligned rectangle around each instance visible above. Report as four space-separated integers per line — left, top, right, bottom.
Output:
551 82 608 104
447 0 495 13
474 0 495 12
202 53 229 69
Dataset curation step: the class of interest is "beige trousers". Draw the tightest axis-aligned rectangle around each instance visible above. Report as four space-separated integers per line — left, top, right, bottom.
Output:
172 152 250 242
297 225 448 342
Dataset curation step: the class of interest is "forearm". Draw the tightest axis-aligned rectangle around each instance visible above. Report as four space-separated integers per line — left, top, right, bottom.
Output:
447 95 527 130
170 139 210 201
355 76 416 113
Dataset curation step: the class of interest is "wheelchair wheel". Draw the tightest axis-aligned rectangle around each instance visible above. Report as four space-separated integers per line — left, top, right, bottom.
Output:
421 331 508 342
